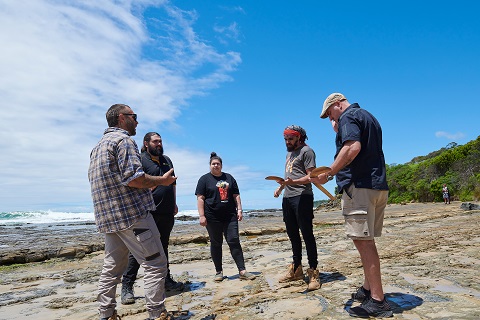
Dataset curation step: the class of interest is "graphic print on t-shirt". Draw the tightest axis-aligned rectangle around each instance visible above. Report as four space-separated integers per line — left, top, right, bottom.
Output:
286 155 298 174
216 180 230 202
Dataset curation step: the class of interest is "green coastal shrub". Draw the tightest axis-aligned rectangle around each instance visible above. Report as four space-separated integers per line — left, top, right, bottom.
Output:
385 136 480 204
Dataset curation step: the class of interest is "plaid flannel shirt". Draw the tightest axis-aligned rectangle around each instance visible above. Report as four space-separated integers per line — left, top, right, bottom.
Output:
88 127 155 233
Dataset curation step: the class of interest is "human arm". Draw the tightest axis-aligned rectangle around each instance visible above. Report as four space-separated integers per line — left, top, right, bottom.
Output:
197 195 207 226
173 185 178 215
311 140 361 184
274 185 284 198
282 166 316 186
127 168 177 188
233 194 243 221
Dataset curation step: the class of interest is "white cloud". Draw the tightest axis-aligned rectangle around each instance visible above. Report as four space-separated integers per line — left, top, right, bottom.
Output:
214 22 242 44
435 131 466 141
0 0 241 211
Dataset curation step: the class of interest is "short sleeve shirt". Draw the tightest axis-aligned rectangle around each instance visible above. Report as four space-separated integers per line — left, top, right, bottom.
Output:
335 103 388 192
283 145 316 198
88 127 155 233
141 152 176 215
195 172 240 222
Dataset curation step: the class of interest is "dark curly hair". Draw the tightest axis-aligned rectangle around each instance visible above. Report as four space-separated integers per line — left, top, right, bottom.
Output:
209 152 222 164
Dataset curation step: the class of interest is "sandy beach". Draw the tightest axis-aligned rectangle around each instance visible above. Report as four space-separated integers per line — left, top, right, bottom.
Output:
1 201 479 320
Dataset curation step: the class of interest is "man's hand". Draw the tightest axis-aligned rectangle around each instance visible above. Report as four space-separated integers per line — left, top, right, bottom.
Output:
199 216 207 226
274 187 283 198
310 173 328 185
128 168 177 189
160 168 177 186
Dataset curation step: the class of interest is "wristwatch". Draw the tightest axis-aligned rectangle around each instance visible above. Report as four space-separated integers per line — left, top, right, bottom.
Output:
326 173 334 181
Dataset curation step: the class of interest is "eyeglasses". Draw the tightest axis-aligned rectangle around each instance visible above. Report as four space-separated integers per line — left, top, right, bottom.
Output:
121 113 137 121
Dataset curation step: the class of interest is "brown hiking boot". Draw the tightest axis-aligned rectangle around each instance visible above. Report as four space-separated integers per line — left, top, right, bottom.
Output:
306 268 321 291
279 263 303 283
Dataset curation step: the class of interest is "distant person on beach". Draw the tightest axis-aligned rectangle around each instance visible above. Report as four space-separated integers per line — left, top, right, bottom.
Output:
195 152 256 282
120 132 184 306
311 93 393 318
442 184 450 204
88 104 177 320
274 125 321 291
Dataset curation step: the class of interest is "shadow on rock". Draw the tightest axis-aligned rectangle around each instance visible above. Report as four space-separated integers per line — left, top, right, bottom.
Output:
386 292 423 313
179 281 206 293
226 271 261 281
320 271 346 285
343 292 423 315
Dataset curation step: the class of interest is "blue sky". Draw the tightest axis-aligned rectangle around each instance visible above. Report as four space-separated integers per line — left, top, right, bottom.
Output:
0 0 479 212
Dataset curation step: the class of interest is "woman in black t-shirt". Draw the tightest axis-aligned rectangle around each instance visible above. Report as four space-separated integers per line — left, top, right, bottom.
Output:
195 152 256 282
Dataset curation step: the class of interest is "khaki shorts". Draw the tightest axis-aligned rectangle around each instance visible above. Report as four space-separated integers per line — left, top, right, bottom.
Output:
341 185 388 240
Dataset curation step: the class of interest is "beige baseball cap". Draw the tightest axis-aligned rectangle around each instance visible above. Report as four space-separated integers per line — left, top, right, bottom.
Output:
320 93 347 118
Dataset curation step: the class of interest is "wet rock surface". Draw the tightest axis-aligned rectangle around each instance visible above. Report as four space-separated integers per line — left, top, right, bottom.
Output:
0 202 479 319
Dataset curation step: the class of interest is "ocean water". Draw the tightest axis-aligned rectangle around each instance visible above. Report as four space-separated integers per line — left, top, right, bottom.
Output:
0 209 202 226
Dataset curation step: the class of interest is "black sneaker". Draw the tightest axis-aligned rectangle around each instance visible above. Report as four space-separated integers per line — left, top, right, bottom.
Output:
348 297 393 318
165 275 184 291
100 310 121 320
121 283 135 305
351 286 371 302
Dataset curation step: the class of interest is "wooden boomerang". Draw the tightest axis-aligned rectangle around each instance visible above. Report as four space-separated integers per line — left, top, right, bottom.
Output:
265 170 335 200
309 166 331 177
312 182 335 200
265 176 284 183
310 166 336 200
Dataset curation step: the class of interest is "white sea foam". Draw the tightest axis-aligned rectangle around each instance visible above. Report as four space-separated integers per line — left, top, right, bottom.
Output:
0 210 95 224
0 208 267 226
0 209 202 225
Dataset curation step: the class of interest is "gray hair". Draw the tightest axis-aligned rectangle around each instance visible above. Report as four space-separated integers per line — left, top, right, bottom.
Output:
106 104 129 127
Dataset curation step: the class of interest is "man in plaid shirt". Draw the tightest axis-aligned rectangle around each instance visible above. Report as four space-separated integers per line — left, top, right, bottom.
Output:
88 104 177 320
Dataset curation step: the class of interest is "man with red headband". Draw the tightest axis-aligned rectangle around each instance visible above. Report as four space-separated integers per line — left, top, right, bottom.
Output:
274 125 321 291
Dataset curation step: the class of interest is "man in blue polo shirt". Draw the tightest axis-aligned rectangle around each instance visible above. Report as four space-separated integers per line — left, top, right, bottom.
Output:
311 93 393 318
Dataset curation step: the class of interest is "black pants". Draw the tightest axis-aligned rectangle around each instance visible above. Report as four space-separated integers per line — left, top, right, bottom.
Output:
282 194 318 269
205 216 246 273
122 213 175 285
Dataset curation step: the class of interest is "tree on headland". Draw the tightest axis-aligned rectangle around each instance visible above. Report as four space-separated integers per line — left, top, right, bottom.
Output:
387 136 480 203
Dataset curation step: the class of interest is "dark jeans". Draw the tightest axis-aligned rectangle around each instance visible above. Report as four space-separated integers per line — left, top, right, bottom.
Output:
282 194 318 269
205 217 246 273
122 213 175 285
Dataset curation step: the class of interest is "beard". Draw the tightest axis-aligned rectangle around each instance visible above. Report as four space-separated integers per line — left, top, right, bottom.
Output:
286 141 299 152
126 119 136 136
148 145 163 156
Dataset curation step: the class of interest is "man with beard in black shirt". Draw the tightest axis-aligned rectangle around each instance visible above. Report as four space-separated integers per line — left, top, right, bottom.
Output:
121 132 184 305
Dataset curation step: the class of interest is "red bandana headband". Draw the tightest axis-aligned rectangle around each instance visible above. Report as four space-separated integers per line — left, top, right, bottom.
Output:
284 129 301 137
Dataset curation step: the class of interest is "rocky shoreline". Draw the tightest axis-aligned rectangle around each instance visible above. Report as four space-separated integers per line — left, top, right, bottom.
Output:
0 210 289 266
1 202 479 319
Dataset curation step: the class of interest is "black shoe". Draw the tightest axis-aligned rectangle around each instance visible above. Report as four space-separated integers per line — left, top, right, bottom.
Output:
145 310 175 319
121 283 135 305
351 286 371 302
165 275 184 291
100 310 121 320
349 297 393 318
